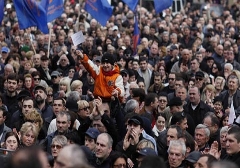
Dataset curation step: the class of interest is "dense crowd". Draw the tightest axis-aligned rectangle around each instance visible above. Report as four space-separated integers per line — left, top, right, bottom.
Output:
1 0 240 168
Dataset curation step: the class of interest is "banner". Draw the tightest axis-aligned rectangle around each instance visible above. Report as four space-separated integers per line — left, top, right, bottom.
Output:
47 0 64 22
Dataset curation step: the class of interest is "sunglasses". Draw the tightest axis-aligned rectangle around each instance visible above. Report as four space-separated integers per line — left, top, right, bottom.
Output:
159 99 167 103
34 78 40 81
195 78 203 81
47 94 53 97
80 106 90 111
69 70 75 73
51 144 62 149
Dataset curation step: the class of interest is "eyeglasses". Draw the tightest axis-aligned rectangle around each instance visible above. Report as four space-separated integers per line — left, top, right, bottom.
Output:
34 78 40 81
159 99 167 103
169 78 175 81
51 144 62 149
80 106 90 111
195 78 203 81
47 94 53 97
52 76 58 79
113 164 127 168
69 70 75 73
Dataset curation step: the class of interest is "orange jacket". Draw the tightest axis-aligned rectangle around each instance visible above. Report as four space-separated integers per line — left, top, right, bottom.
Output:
81 54 124 102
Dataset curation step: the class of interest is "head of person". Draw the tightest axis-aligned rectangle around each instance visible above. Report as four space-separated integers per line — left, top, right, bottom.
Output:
139 57 148 71
84 127 100 152
127 115 144 140
202 112 219 135
70 80 83 95
168 73 176 88
175 86 187 102
95 133 113 160
110 152 127 168
59 55 69 67
220 126 228 149
136 139 155 152
51 135 68 159
194 124 210 149
214 76 225 91
144 93 159 112
56 112 71 134
131 88 146 105
168 140 186 168
220 114 229 127
166 125 183 146
40 56 49 69
155 113 167 132
124 99 139 114
226 126 240 155
169 97 183 114
195 71 205 89
101 53 115 72
92 115 107 133
34 84 47 104
59 77 71 95
53 97 66 115
4 131 20 151
158 92 168 111
188 86 201 105
55 144 91 168
227 74 239 93
195 154 217 168
20 122 39 147
51 71 61 84
24 109 43 132
7 73 18 93
77 100 90 119
170 112 188 131
0 107 7 127
46 87 53 104
31 71 41 86
136 147 157 167
22 97 34 116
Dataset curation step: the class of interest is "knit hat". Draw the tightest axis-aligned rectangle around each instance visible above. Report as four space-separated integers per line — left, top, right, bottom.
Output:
101 53 115 65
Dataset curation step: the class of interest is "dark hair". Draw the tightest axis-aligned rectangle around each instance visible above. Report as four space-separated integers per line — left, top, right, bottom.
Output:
156 113 167 121
132 88 146 103
7 73 18 82
139 56 148 64
183 132 195 153
199 154 217 167
168 125 183 138
228 126 240 143
53 97 66 106
67 111 78 130
139 156 166 168
170 112 187 126
0 106 7 117
110 152 127 168
220 113 229 128
65 130 82 145
4 131 20 147
31 71 41 78
204 112 219 127
144 93 158 106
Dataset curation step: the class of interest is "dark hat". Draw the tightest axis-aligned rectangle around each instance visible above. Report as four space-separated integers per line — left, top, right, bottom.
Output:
120 69 129 76
170 45 178 51
85 128 100 139
51 71 60 77
65 100 78 112
41 55 49 61
185 151 201 163
128 69 135 77
128 115 144 127
17 89 31 100
195 71 205 78
34 84 47 94
101 53 115 65
213 96 222 104
137 147 157 156
235 34 240 40
168 97 182 107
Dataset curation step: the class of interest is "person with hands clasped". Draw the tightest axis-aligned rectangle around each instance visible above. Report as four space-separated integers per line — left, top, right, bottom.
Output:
75 50 124 102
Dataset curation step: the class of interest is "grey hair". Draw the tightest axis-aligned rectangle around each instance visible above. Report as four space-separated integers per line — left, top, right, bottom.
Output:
99 133 113 148
124 99 139 113
195 124 210 137
52 135 68 147
220 126 229 135
224 63 233 71
168 139 186 156
66 91 80 102
57 111 71 122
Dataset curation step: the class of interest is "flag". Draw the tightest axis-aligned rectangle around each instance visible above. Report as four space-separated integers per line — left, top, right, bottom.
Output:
85 0 113 26
154 0 173 14
228 101 236 125
0 0 4 24
132 16 140 55
47 0 64 22
13 0 49 34
122 0 138 11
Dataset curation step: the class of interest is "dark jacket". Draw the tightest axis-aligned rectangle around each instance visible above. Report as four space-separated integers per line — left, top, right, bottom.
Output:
223 152 240 168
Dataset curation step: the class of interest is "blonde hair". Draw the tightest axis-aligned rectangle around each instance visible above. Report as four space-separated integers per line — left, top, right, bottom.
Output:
70 80 83 91
136 139 154 150
59 77 71 97
24 109 43 131
201 84 216 102
77 100 89 110
20 122 39 141
215 76 225 90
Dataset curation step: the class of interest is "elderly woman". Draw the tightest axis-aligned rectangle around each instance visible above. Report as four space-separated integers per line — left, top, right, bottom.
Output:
214 76 225 96
51 135 68 160
77 100 90 124
20 122 39 147
70 80 94 101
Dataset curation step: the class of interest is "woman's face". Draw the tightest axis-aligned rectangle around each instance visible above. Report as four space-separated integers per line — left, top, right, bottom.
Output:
74 86 82 95
222 116 229 127
138 82 145 90
156 116 165 131
47 92 53 103
24 77 32 89
24 63 31 71
5 135 18 151
214 101 222 112
188 81 195 88
51 142 63 158
68 69 75 78
21 130 35 147
212 64 218 73
215 79 222 90
113 158 127 168
18 80 23 89
60 84 67 92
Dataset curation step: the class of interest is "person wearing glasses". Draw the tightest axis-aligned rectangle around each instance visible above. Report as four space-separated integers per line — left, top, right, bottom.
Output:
194 71 206 92
51 135 67 161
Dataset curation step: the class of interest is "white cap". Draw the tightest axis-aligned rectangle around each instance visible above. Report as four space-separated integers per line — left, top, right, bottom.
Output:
6 4 11 9
112 25 118 31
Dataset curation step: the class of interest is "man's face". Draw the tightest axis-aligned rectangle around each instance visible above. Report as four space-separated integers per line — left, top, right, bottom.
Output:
41 60 49 69
95 134 112 159
34 89 47 103
33 55 41 66
33 75 40 85
22 100 34 116
176 88 187 102
56 115 70 134
7 79 18 93
194 128 209 148
53 100 65 115
132 61 139 70
168 74 176 87
216 45 223 55
127 122 143 139
92 120 107 133
151 97 159 111
51 75 60 84
168 145 185 168
228 77 238 92
174 81 184 90
226 133 240 155
190 59 199 71
159 96 168 110
150 44 158 55
195 156 208 168
102 62 113 72
154 76 161 87
179 118 188 130
139 61 148 71
85 135 96 152
203 117 215 134
167 128 178 146
188 87 200 105
0 110 6 125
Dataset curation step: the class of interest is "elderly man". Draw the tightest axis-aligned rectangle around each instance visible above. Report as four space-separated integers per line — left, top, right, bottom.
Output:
194 124 210 151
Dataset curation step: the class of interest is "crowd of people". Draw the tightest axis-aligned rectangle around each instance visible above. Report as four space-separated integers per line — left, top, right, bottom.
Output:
1 0 240 168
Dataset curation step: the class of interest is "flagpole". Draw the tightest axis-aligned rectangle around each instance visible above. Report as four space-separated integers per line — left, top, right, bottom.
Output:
28 30 36 55
47 25 52 58
139 0 142 27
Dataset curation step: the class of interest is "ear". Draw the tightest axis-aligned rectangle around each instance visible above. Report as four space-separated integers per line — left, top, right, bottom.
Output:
186 147 191 154
68 121 71 128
